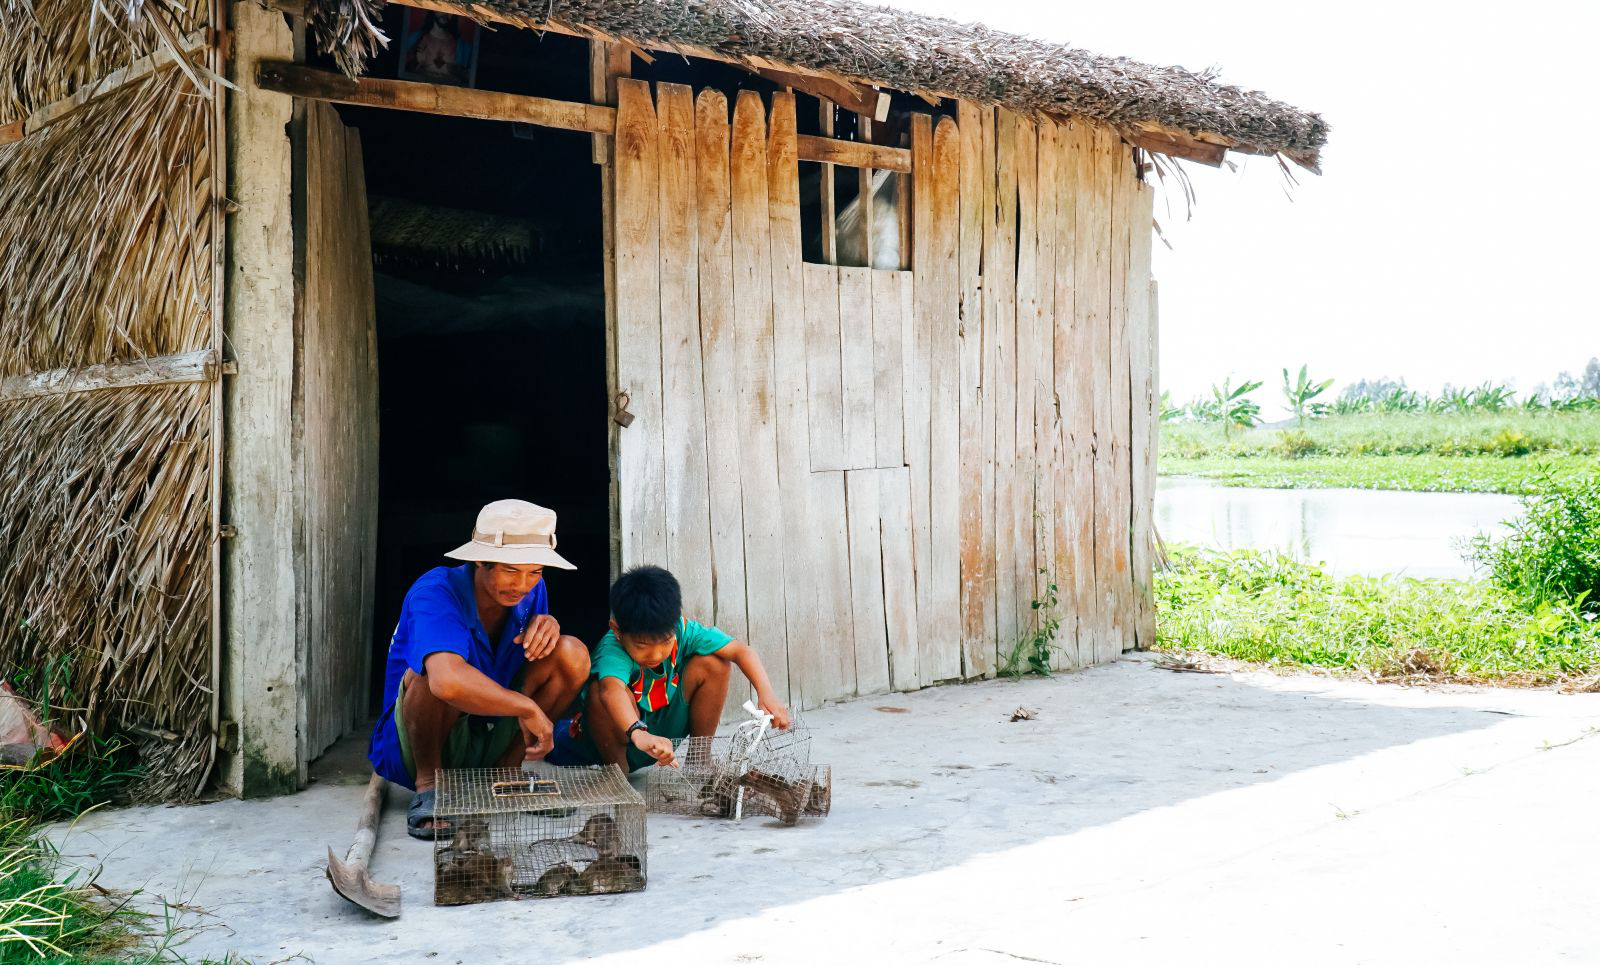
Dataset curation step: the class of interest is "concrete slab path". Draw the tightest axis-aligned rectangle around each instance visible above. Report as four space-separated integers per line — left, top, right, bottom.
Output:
54 655 1600 963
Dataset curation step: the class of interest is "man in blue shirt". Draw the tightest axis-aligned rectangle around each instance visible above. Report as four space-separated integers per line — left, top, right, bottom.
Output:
368 500 590 839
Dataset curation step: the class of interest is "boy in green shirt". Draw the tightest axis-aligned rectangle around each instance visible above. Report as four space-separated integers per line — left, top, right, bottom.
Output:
549 565 790 770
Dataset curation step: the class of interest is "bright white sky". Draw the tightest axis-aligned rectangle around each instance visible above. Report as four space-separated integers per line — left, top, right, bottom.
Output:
885 0 1600 418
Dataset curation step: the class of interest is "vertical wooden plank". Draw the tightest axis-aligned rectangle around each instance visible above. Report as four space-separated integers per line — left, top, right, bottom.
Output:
730 89 790 700
927 115 964 681
694 88 750 650
810 469 857 700
1012 116 1039 663
1128 178 1158 651
845 469 891 694
1144 279 1161 646
1065 121 1097 670
614 79 667 570
805 265 846 471
955 101 991 678
301 103 378 757
818 98 837 265
1109 142 1135 654
771 92 841 707
897 171 912 271
1034 118 1060 663
1086 126 1117 666
656 82 714 623
838 266 876 466
879 465 920 691
872 270 907 467
991 109 1020 668
902 113 934 691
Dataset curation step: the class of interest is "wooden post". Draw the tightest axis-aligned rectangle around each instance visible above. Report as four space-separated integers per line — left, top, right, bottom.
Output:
592 41 629 579
857 114 873 267
819 98 836 264
221 0 300 796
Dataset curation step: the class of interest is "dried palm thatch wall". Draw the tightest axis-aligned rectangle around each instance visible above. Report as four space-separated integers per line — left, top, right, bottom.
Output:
0 0 221 800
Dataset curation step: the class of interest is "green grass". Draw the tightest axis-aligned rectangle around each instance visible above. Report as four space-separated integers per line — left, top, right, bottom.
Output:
1159 411 1600 493
1154 548 1600 684
1162 410 1600 459
1161 453 1598 494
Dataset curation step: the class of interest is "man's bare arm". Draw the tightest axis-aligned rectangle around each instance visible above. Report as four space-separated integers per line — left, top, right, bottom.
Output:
423 652 544 720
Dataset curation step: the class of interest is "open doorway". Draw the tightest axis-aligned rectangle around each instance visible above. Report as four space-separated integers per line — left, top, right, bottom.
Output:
315 26 612 710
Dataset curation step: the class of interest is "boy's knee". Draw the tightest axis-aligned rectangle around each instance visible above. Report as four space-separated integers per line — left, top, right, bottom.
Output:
687 654 730 686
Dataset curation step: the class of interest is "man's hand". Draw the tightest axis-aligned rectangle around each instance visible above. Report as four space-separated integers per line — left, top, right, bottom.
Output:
517 614 562 661
520 709 554 762
758 692 791 730
630 728 679 768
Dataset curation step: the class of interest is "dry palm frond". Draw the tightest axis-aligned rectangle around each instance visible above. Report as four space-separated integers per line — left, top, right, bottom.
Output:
0 384 213 802
0 0 208 124
0 72 212 379
305 0 1327 167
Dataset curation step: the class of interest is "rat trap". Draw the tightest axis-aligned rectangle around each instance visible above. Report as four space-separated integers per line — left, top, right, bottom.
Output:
647 709 832 826
432 763 647 906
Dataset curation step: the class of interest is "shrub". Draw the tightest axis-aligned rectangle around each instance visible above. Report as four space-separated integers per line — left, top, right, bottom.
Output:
1274 430 1321 458
1470 468 1600 611
1489 429 1533 457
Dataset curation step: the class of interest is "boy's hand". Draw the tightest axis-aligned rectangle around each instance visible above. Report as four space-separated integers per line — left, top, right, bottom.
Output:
630 728 679 768
758 693 791 730
517 614 561 661
519 710 554 761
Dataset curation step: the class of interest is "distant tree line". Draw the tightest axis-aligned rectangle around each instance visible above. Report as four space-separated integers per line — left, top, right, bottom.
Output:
1162 358 1600 431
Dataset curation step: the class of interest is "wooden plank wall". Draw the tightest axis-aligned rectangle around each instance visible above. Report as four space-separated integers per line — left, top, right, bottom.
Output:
918 109 1157 680
613 80 1155 709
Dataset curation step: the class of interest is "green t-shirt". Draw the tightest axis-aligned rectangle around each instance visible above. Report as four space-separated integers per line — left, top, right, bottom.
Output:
592 617 732 714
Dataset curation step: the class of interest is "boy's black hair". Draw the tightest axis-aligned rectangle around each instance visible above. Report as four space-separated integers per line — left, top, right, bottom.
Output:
610 565 682 638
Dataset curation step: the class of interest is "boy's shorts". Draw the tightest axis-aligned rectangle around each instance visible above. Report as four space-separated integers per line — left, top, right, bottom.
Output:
371 673 523 790
548 690 693 772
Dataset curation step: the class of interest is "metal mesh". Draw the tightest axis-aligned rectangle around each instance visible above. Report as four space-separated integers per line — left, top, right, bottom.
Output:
647 716 832 826
432 763 647 906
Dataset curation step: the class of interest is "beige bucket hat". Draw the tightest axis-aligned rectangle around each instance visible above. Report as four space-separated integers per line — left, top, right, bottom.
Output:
444 499 576 569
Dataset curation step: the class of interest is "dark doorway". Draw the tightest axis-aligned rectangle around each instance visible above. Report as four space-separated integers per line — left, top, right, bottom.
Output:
323 27 611 709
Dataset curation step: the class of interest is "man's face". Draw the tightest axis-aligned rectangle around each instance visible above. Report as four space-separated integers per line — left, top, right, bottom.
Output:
616 627 675 670
477 562 544 607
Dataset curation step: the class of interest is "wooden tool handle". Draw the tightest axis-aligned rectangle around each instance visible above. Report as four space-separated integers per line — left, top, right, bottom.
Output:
343 772 387 870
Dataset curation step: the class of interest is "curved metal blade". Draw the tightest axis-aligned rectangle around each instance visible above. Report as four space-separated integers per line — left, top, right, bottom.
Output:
327 846 402 918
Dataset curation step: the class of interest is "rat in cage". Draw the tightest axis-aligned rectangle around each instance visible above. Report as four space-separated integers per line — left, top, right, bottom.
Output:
647 706 833 826
433 764 647 905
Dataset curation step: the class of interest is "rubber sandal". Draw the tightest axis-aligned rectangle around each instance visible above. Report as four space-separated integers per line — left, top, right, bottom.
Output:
406 788 451 841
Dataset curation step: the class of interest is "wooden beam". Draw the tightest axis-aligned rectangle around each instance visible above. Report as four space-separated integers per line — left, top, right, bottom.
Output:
796 133 910 173
1 29 208 145
758 66 878 118
1128 128 1226 167
255 61 615 135
0 351 218 403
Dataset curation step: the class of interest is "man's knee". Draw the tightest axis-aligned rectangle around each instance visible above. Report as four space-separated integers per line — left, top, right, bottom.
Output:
552 635 589 682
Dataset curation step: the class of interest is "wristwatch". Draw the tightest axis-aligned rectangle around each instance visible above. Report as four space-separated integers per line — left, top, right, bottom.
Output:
625 720 649 744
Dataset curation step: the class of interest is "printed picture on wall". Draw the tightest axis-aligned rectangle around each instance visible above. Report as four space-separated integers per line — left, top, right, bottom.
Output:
397 10 481 87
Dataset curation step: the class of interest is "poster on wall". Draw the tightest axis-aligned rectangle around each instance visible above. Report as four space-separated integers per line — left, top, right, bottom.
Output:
397 10 481 88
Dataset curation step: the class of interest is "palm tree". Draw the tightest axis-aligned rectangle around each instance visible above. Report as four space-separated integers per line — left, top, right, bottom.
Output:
1281 365 1334 427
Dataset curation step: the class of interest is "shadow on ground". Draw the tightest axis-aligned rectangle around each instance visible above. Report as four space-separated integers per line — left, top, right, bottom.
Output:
56 657 1521 962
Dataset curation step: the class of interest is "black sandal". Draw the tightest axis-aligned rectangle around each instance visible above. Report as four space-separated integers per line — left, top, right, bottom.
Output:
406 788 451 840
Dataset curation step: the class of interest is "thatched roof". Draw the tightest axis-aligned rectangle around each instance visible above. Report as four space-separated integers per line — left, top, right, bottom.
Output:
309 0 1327 167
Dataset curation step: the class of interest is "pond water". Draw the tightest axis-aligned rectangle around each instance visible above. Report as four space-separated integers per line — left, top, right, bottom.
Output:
1155 477 1523 579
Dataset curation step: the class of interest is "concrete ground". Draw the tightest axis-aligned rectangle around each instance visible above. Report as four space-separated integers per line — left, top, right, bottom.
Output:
54 655 1600 964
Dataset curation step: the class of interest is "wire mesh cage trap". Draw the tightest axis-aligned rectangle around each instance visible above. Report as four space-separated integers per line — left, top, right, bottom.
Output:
433 763 647 906
647 710 832 826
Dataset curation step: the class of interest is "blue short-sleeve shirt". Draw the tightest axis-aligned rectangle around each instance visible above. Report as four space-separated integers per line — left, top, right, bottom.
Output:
367 564 547 781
